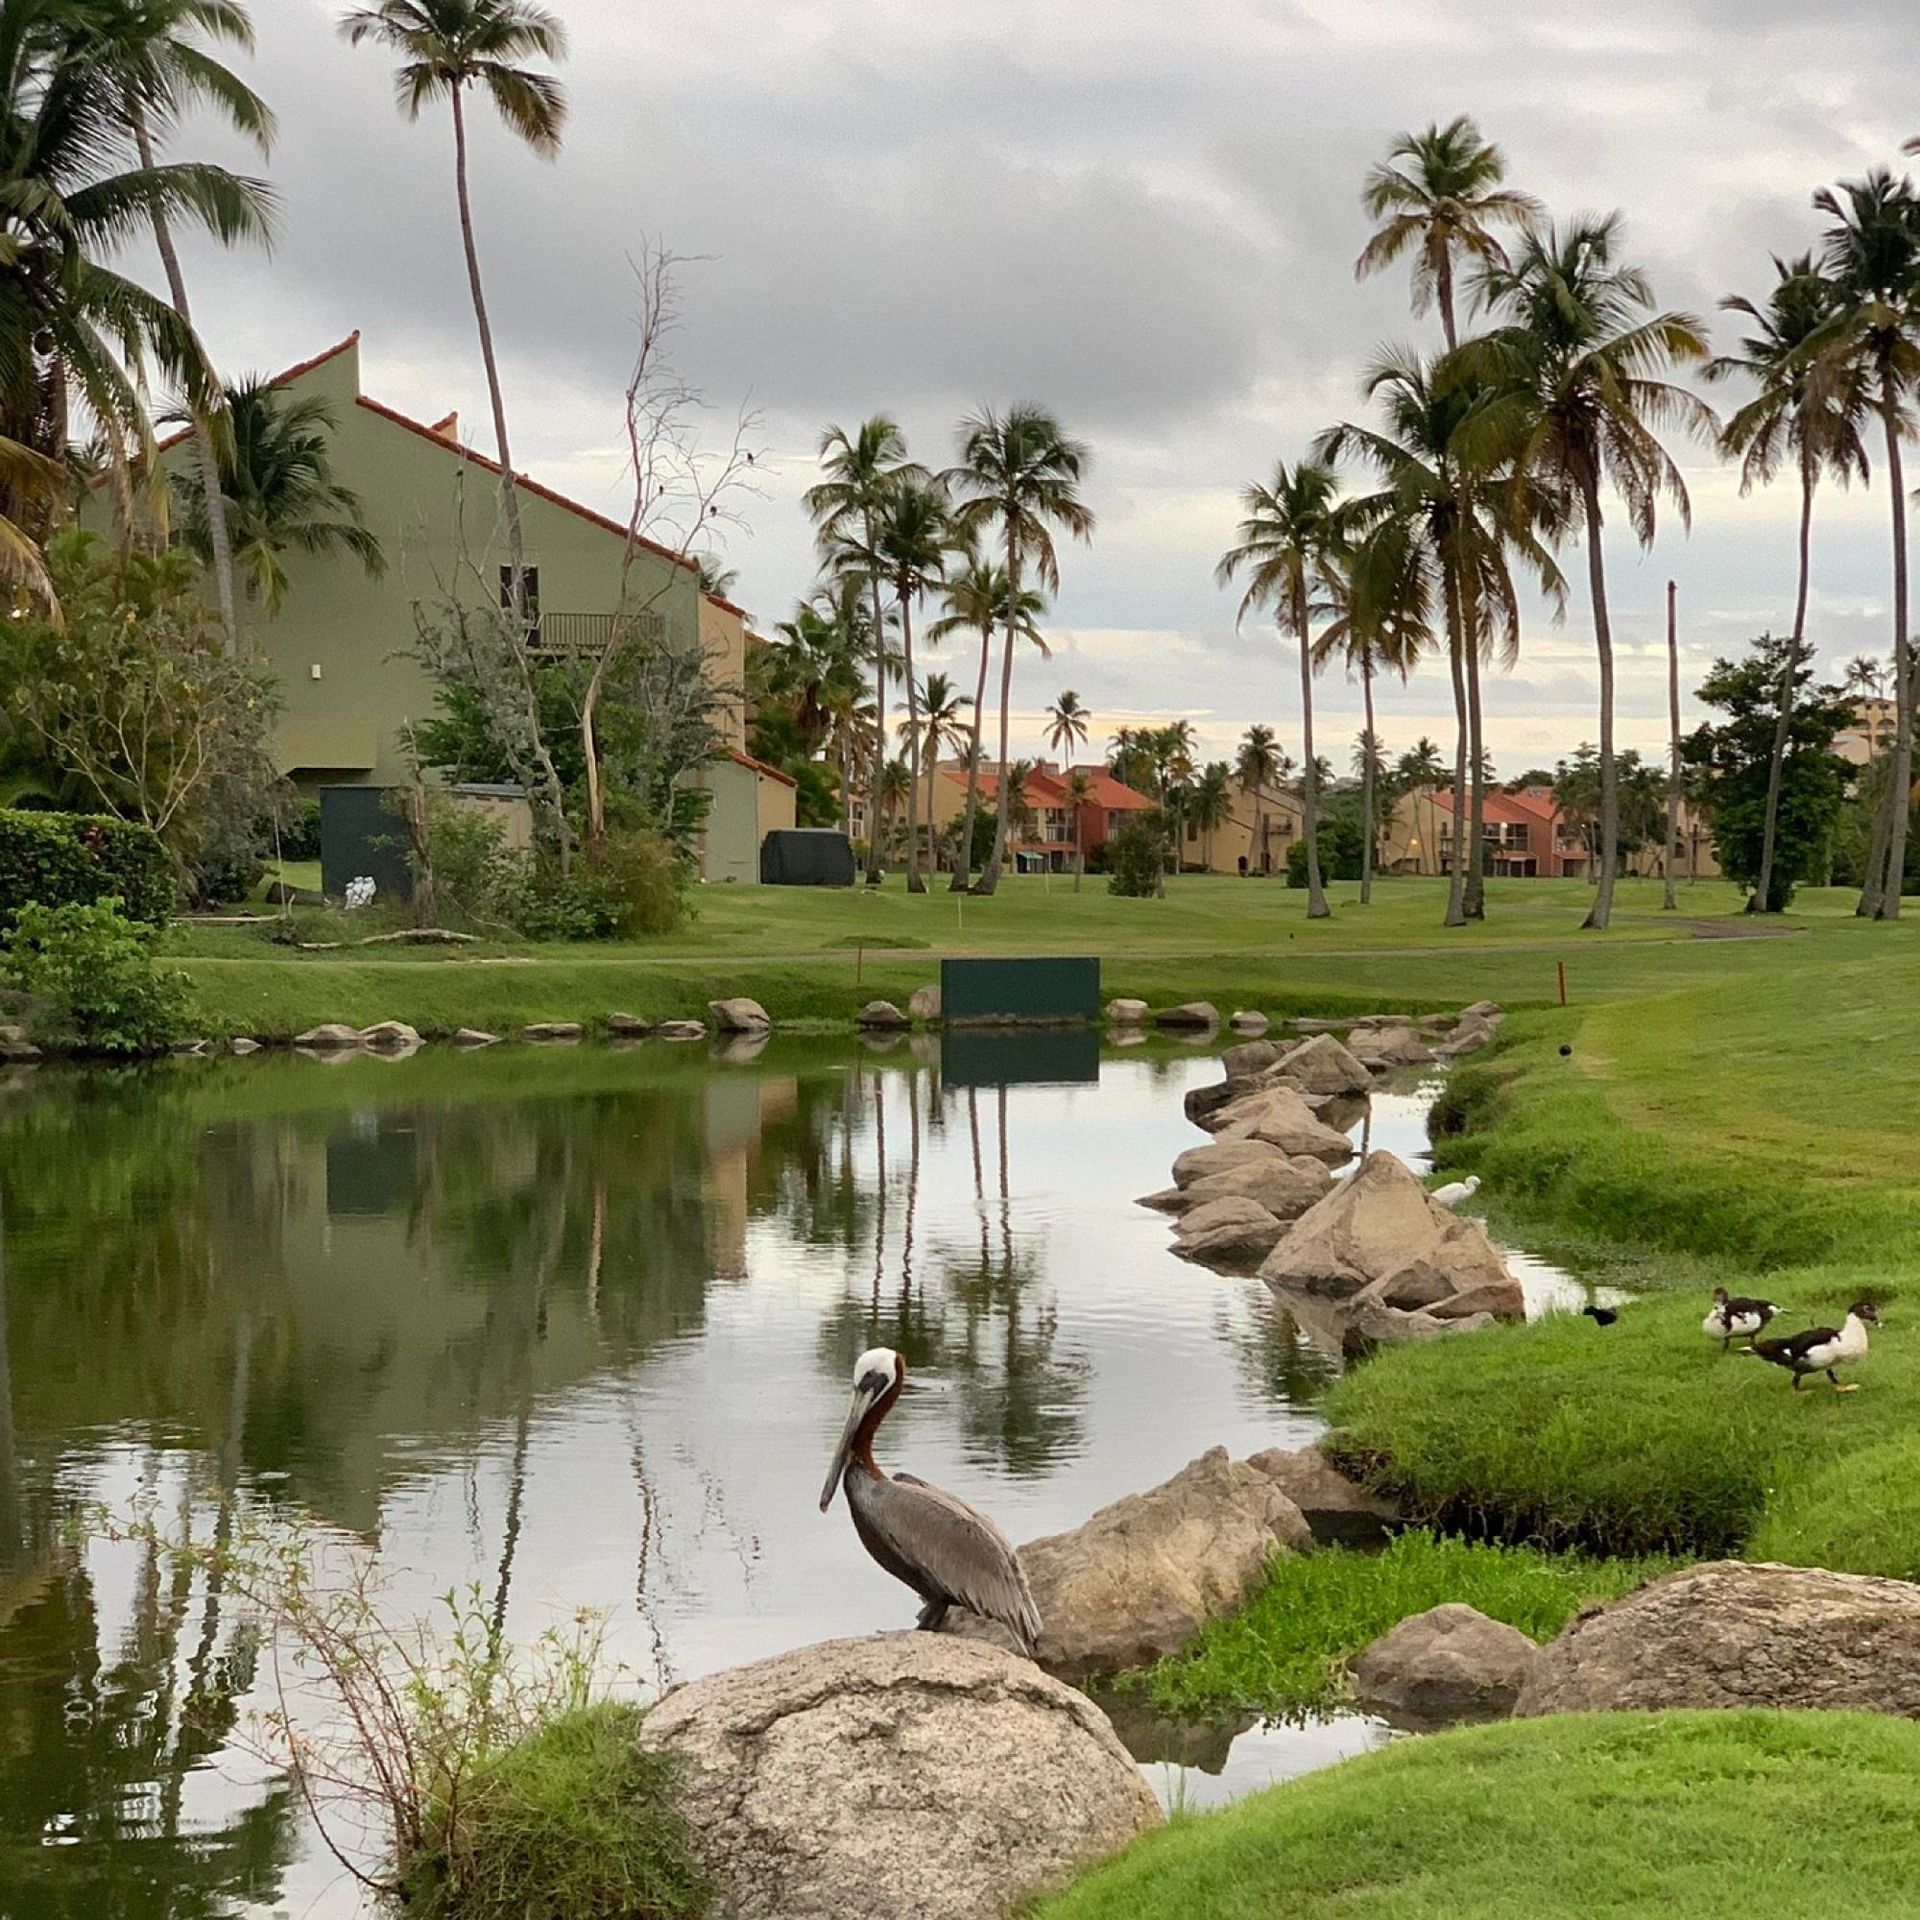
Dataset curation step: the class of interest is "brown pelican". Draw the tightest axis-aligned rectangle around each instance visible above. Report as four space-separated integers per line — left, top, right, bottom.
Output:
820 1347 1043 1654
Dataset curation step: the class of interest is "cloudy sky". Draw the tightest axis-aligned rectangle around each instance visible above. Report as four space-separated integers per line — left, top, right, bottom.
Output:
159 0 1916 774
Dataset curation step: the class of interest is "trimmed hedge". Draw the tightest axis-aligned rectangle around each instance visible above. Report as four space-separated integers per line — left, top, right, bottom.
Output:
0 810 175 930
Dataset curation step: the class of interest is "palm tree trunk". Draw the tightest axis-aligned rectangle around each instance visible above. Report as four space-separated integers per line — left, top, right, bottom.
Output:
1295 578 1329 918
450 88 528 598
1755 468 1815 913
1360 655 1376 905
1664 578 1682 913
1437 247 1459 355
900 587 925 893
923 740 941 876
1581 474 1620 932
1462 598 1487 919
1868 377 1912 920
1443 557 1469 927
978 527 1021 895
953 623 992 890
865 521 888 885
132 104 239 654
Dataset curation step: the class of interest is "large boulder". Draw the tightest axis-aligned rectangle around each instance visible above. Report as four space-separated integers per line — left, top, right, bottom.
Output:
1184 1154 1330 1221
1515 1562 1920 1720
1271 1033 1373 1097
1352 1604 1540 1726
1171 1137 1291 1188
1172 1195 1287 1264
856 999 911 1030
293 1023 363 1050
1215 1086 1354 1164
606 1012 654 1036
658 1019 708 1041
644 1634 1160 1920
950 1448 1311 1681
1221 1038 1282 1079
1436 1007 1505 1059
708 997 771 1033
358 1020 422 1051
1106 998 1149 1026
1245 1443 1400 1546
520 1021 583 1043
1227 1010 1269 1035
1154 1001 1220 1030
908 984 942 1023
1347 1024 1435 1074
1260 1151 1521 1319
1183 1080 1244 1130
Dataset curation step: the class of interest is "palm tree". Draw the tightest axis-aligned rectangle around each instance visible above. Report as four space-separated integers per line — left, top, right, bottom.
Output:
1234 723 1281 874
874 758 911 863
1321 348 1563 926
928 559 1046 890
1709 254 1868 913
173 378 385 614
340 0 567 632
806 415 924 882
694 553 738 599
1811 168 1920 918
1191 760 1232 870
1473 214 1714 930
1216 460 1352 918
1063 766 1094 889
0 2 262 528
1045 689 1089 766
945 405 1095 894
1396 737 1447 874
872 478 953 892
909 669 972 876
90 0 275 650
1355 115 1541 351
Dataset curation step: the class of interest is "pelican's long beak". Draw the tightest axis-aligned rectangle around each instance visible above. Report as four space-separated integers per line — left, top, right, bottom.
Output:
820 1380 882 1512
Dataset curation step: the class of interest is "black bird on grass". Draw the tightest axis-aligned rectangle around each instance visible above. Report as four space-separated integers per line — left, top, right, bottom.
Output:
1581 1304 1618 1327
1750 1302 1879 1393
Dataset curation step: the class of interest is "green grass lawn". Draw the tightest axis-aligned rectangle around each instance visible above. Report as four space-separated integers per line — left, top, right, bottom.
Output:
1035 1712 1920 1919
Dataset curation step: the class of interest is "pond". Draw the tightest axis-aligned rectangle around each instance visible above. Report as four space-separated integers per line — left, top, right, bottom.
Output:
0 1034 1578 1918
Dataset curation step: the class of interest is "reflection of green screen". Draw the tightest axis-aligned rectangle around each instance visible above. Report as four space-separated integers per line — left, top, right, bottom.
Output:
940 956 1100 1023
941 1027 1100 1086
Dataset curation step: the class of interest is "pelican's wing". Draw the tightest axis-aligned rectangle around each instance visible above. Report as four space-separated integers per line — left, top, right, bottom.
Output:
874 1473 1043 1651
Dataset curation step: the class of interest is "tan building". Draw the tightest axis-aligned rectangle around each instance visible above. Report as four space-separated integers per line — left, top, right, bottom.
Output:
1835 696 1897 767
1179 775 1305 875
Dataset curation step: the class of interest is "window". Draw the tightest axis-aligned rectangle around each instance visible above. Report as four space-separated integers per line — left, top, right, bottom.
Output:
499 565 542 645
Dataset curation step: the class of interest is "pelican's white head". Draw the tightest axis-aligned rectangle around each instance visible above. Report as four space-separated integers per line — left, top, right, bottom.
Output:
821 1349 904 1511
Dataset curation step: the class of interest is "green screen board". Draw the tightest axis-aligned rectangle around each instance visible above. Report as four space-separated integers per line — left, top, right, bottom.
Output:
940 956 1100 1024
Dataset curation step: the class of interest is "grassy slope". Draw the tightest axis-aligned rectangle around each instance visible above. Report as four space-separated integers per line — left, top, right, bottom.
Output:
1034 1712 1920 1920
1138 1531 1670 1720
165 872 1833 1037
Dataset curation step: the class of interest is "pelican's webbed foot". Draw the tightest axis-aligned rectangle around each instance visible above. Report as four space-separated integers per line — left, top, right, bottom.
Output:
916 1599 950 1633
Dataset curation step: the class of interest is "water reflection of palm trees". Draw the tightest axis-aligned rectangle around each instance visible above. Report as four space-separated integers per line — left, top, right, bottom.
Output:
821 1064 1089 1479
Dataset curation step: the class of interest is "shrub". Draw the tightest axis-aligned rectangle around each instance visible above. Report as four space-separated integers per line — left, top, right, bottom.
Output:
583 827 687 937
1106 818 1170 898
2 897 190 1053
402 1702 709 1920
0 809 175 931
281 798 323 862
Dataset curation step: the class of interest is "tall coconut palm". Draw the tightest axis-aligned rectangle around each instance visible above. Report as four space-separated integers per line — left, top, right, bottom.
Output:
1045 688 1089 766
0 1 263 528
173 377 386 614
339 0 567 631
929 558 1046 890
1234 723 1281 875
1063 766 1094 889
806 415 924 882
1216 460 1351 918
1315 555 1421 904
1709 253 1868 912
1810 169 1920 918
908 669 972 876
1355 115 1540 351
1473 215 1714 929
1321 348 1564 926
91 0 276 650
1191 760 1232 871
945 405 1095 894
1396 737 1448 874
871 478 953 892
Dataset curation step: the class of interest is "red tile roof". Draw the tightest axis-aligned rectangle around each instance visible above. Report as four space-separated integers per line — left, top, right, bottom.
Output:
728 748 796 788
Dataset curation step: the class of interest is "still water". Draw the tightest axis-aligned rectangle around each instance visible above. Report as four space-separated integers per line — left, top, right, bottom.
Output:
0 1034 1568 1918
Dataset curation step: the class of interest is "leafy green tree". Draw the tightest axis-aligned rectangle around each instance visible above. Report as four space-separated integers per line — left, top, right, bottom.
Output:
174 378 384 615
1710 254 1868 912
340 0 567 620
1286 791 1366 885
1808 169 1920 917
945 405 1094 894
1680 634 1856 908
1216 459 1352 918
3 897 189 1053
1355 114 1539 351
1473 214 1714 930
1106 814 1170 898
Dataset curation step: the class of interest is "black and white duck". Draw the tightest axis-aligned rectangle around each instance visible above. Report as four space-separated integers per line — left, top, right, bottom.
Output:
1750 1302 1880 1393
1703 1286 1780 1352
